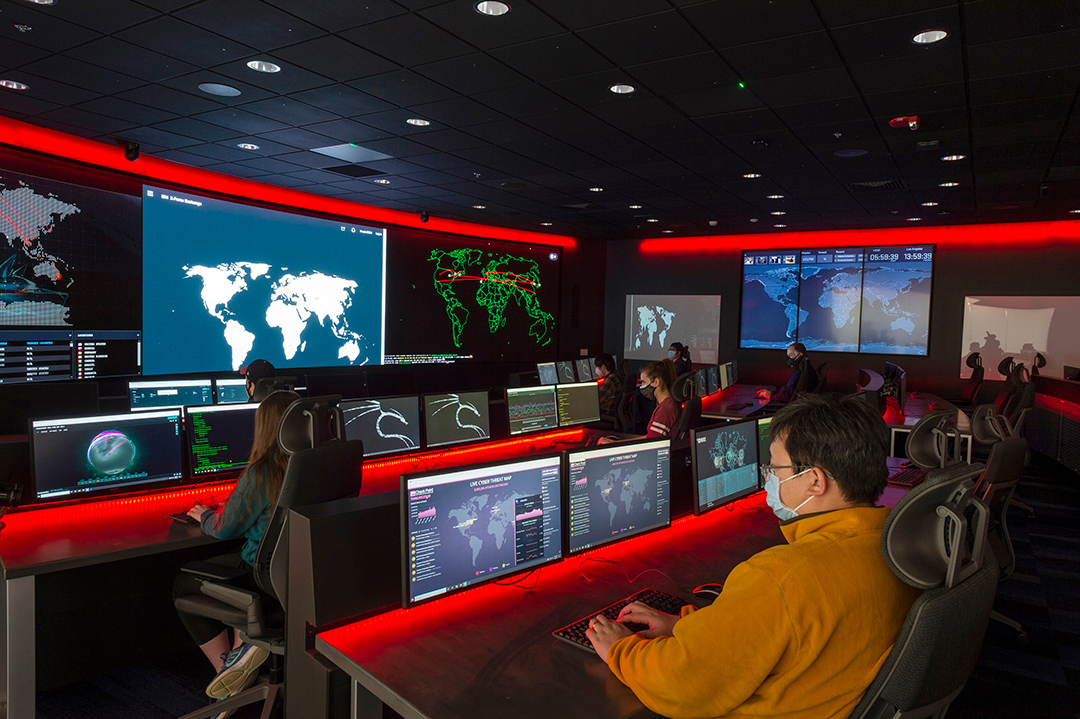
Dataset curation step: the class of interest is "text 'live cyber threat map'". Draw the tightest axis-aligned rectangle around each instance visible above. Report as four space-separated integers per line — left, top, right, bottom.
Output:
142 187 385 375
740 245 933 355
0 169 141 329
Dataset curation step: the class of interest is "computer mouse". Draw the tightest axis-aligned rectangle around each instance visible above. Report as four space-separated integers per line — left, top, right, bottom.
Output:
692 583 724 598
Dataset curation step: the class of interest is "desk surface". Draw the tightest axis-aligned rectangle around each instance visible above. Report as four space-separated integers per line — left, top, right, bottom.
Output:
884 393 971 433
317 492 783 719
701 384 772 418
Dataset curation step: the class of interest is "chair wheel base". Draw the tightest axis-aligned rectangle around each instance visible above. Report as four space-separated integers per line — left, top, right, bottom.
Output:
1016 631 1030 647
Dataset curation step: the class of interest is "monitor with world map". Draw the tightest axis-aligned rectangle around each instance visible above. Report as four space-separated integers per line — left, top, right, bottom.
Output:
565 438 671 555
623 294 721 364
401 453 564 607
740 245 934 355
690 419 760 515
142 186 386 376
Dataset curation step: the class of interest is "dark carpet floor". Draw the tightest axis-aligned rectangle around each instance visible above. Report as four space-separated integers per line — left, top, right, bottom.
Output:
36 455 1080 718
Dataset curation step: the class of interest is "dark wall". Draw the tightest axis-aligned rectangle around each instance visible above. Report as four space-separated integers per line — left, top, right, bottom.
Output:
603 239 1080 398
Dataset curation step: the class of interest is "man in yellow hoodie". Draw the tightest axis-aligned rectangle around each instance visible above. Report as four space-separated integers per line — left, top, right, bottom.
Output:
586 394 921 719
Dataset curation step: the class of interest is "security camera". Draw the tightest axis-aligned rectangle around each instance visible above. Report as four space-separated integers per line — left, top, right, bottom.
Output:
420 210 429 223
708 220 718 227
122 141 139 162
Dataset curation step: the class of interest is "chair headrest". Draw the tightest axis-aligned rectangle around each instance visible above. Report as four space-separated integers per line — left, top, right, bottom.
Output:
970 403 1008 443
965 352 982 369
670 372 695 402
1032 352 1046 368
997 356 1015 375
277 395 344 455
1009 364 1030 387
882 462 989 590
904 410 957 469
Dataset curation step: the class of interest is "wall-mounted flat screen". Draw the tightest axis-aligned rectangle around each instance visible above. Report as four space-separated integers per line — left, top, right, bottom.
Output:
624 295 721 365
506 385 558 435
341 395 421 457
186 403 257 477
402 454 563 606
31 409 183 500
130 379 213 412
740 245 934 355
142 186 386 375
422 390 490 448
691 420 759 514
565 438 671 554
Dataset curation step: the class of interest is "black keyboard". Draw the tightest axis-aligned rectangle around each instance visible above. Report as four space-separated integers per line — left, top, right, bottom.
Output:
169 512 198 524
888 467 929 488
552 588 691 651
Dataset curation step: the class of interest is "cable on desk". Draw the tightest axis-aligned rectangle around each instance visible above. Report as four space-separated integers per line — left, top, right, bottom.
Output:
577 557 678 590
493 568 541 588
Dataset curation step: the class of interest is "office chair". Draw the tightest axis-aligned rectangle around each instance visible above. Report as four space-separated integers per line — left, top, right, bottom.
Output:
1003 365 1034 434
813 362 829 394
969 402 1035 519
849 463 997 719
791 356 811 398
253 376 297 402
1030 352 1045 376
990 357 1017 415
904 411 960 470
973 437 1031 645
947 353 983 409
670 371 701 440
174 396 364 719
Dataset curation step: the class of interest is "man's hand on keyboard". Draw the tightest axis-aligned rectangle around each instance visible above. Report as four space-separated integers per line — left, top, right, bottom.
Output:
585 614 634 663
617 602 679 639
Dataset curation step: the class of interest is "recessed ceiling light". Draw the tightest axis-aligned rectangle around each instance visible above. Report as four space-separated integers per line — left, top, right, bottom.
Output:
609 84 635 94
906 217 923 221
0 80 29 91
474 1 510 15
472 205 486 209
941 154 966 161
406 118 430 126
589 187 603 192
237 143 260 150
767 194 785 199
198 83 241 97
662 230 674 233
921 201 939 206
773 224 787 228
743 173 761 178
771 211 786 216
834 148 868 157
646 219 659 223
246 60 281 73
939 181 960 187
373 179 390 185
1070 210 1080 214
912 29 949 44
23 0 55 4
629 204 642 209
541 222 553 226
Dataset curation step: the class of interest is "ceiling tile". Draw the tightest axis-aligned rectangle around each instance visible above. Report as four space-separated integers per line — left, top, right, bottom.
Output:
850 50 963 94
490 34 613 83
411 97 509 127
262 0 406 32
964 0 1080 45
160 71 276 106
272 36 398 83
814 0 953 28
65 38 197 83
967 29 1080 78
0 37 50 68
19 56 144 95
577 11 710 66
348 70 458 106
175 0 325 51
419 1 565 50
255 127 340 150
35 107 136 136
721 32 844 80
589 97 685 130
752 67 859 105
471 84 575 118
772 97 870 128
529 0 670 31
341 14 475 67
210 57 335 95
153 117 241 142
288 85 395 116
414 54 530 95
115 85 224 116
116 16 255 66
0 5 102 53
7 73 100 106
862 82 965 118
304 118 392 143
240 96 340 126
34 0 157 34
666 85 764 117
681 0 824 47
626 52 740 97
411 129 489 152
193 107 289 134
828 7 961 63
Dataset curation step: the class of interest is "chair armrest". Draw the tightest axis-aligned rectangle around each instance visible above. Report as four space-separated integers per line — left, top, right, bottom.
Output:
181 561 248 582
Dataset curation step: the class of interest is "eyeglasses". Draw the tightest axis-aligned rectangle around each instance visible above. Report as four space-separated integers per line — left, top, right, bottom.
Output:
759 464 812 481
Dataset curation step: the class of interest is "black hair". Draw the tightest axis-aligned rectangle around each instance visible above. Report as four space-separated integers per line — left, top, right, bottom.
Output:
769 393 889 505
670 342 690 361
789 342 807 355
642 359 677 391
594 353 616 373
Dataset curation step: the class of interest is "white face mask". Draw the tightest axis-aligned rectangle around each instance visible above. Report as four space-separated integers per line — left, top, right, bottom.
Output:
763 467 816 521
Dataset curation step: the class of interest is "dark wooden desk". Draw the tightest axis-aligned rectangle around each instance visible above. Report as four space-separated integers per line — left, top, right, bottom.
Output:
316 492 783 719
883 393 973 462
0 481 234 719
700 384 773 420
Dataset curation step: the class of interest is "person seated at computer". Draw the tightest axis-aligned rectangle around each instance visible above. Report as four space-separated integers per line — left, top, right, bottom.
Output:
173 389 299 702
586 394 922 719
773 342 817 403
595 353 623 416
241 358 275 401
599 359 679 444
668 342 691 376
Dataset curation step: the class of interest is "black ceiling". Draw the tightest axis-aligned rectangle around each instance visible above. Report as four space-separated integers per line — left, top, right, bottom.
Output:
2 0 1079 240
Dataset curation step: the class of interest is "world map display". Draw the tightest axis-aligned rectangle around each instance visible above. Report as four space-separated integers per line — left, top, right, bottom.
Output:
448 489 533 567
428 248 554 349
740 247 934 355
623 294 722 363
632 304 675 352
594 465 655 528
694 421 759 511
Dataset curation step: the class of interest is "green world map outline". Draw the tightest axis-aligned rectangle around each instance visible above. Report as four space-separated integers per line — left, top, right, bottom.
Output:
429 248 554 348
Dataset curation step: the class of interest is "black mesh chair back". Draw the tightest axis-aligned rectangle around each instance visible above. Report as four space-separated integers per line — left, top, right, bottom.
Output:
975 437 1027 578
671 372 695 402
849 463 997 719
672 395 702 440
813 362 829 394
1004 365 1034 432
792 356 811 397
960 352 984 406
904 411 959 470
970 403 1010 444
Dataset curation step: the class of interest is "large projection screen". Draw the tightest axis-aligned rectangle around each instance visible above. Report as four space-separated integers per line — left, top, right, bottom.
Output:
961 296 1080 380
624 294 721 364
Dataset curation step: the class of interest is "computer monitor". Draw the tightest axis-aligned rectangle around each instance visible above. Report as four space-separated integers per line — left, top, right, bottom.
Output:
215 378 248 404
718 363 734 391
341 395 422 457
555 382 600 427
883 362 907 413
422 391 491 448
757 416 773 481
574 358 594 383
505 386 558 435
690 420 760 514
30 410 184 501
730 358 739 385
556 360 577 384
186 403 257 477
129 379 213 412
401 454 564 607
1065 365 1080 381
536 362 558 386
706 366 719 395
694 368 709 397
565 438 671 555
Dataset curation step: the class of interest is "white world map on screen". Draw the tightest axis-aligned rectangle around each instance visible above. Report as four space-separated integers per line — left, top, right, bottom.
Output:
184 261 369 370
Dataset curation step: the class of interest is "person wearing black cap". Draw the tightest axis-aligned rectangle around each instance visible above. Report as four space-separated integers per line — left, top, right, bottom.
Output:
241 359 275 401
